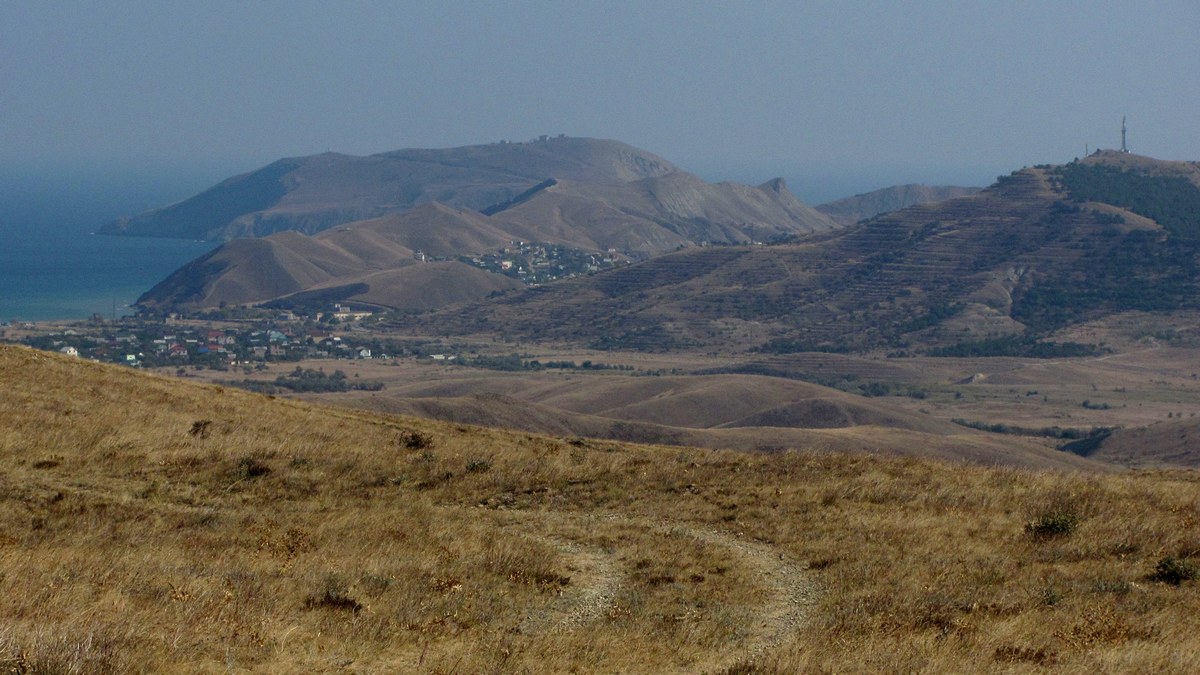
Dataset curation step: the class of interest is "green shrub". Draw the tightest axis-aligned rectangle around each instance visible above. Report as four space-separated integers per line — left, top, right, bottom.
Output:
465 458 493 473
1150 557 1197 585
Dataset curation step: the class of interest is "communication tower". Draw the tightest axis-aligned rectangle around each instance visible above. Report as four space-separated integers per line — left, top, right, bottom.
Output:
1121 116 1128 153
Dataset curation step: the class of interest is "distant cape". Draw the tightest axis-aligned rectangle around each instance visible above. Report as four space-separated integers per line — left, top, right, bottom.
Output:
103 136 836 244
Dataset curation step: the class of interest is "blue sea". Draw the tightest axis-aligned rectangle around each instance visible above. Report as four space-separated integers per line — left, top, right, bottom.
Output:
0 166 225 322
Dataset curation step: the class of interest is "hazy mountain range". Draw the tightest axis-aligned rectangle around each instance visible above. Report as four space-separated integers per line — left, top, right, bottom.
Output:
129 137 990 312
117 138 1200 367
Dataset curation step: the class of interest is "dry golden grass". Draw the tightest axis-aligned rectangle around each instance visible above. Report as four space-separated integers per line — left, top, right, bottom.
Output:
2 344 1200 673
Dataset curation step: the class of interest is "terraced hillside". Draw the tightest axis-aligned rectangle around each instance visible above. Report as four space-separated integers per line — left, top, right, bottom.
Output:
412 152 1200 355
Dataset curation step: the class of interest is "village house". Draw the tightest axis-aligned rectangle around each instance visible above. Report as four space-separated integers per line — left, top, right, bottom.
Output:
331 305 374 322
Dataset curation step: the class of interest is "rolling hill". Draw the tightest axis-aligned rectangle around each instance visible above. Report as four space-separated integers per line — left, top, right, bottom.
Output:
136 203 524 310
314 370 1098 469
409 151 1200 354
1068 418 1200 468
816 184 982 225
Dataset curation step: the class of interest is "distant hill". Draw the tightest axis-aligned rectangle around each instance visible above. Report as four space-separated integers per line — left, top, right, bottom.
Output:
321 371 1096 468
136 203 524 310
1069 418 1200 468
101 136 835 245
132 138 838 310
489 174 831 251
816 184 982 226
100 137 675 240
409 151 1200 353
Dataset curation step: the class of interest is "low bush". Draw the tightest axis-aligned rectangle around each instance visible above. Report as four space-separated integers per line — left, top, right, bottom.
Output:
1150 557 1197 585
303 574 363 612
1025 510 1078 540
397 429 433 450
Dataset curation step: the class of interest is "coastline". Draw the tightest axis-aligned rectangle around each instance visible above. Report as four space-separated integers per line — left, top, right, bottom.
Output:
0 232 214 322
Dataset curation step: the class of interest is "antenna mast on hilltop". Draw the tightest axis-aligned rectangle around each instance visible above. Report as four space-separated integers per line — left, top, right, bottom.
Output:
1121 116 1129 153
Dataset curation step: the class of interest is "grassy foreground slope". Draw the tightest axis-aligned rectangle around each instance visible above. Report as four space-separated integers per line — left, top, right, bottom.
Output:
2 345 1200 673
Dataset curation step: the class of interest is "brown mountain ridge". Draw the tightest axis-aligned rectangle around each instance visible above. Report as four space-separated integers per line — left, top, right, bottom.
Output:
132 137 838 311
104 136 835 245
406 151 1200 354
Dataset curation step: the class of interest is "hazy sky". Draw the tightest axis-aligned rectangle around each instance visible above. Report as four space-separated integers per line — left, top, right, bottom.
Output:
3 1 1198 203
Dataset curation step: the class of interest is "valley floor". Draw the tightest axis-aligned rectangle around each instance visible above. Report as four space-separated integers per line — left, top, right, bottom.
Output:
167 332 1200 470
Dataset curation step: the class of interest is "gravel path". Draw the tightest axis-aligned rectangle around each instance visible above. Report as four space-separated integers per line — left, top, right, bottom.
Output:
498 510 820 671
512 531 622 634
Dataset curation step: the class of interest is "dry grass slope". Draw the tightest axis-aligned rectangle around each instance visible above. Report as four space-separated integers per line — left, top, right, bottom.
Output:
2 344 1200 672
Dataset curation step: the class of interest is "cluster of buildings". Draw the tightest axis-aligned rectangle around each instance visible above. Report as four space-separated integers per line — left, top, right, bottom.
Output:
461 241 626 285
21 322 388 369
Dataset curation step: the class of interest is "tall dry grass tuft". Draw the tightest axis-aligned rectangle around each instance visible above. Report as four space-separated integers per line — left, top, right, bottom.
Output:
0 625 121 675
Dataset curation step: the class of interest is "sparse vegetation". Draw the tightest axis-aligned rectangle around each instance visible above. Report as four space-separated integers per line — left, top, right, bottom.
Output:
927 335 1104 358
459 353 637 372
894 301 964 335
1053 162 1200 239
4 344 1200 672
224 366 384 394
951 418 1113 441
